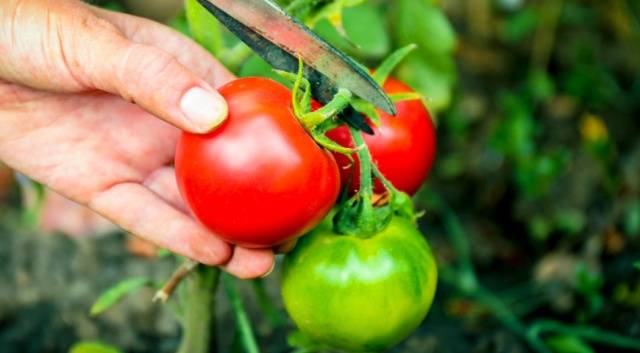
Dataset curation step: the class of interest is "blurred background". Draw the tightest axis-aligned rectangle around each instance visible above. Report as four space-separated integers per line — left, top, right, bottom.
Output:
1 0 639 352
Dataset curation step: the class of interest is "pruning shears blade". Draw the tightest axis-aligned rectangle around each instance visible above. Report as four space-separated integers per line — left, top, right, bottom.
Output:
196 0 396 133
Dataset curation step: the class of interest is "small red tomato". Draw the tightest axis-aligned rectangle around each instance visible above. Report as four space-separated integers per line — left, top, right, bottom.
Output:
175 77 340 248
327 77 436 195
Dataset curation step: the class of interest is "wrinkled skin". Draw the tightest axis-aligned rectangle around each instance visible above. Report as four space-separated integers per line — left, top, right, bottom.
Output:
175 77 340 248
282 216 438 352
327 78 437 195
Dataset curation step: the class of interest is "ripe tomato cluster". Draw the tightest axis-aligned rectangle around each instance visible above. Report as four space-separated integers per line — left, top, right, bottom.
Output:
174 74 438 352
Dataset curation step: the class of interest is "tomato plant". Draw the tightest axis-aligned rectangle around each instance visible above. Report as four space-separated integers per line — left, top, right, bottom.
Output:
282 214 438 352
327 77 436 195
174 77 340 248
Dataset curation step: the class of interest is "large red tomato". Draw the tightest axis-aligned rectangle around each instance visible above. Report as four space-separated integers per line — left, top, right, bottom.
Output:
175 77 340 248
327 77 436 195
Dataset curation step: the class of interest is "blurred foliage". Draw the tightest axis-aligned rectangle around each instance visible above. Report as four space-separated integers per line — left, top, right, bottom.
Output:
429 0 640 246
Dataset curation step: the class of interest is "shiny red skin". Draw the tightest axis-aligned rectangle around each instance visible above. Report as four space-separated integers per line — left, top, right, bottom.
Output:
175 77 340 248
327 78 436 195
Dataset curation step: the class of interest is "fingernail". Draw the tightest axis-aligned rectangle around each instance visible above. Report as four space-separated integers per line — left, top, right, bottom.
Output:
180 86 228 132
260 261 276 278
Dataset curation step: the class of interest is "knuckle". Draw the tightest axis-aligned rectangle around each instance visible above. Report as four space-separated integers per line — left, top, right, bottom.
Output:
197 244 233 266
120 45 179 81
115 44 184 101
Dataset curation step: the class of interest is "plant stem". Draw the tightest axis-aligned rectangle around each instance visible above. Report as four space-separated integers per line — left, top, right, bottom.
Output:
349 126 373 201
154 259 198 303
426 191 477 291
178 266 220 353
347 125 380 237
223 274 260 353
528 320 640 351
301 89 352 130
251 279 286 328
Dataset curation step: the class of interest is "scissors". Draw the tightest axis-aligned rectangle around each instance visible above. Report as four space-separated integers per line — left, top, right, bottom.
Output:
195 0 397 134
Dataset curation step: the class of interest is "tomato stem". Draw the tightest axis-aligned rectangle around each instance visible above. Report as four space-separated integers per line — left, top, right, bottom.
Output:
300 89 352 130
153 259 198 303
223 274 261 353
178 266 220 353
333 127 391 237
349 126 374 200
277 60 355 155
350 125 376 234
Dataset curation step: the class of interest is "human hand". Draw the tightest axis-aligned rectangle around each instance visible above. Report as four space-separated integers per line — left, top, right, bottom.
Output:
0 0 274 278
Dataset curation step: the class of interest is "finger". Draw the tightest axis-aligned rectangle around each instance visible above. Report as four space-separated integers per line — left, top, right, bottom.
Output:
90 7 235 88
89 181 232 266
144 167 276 279
70 14 227 133
223 247 276 279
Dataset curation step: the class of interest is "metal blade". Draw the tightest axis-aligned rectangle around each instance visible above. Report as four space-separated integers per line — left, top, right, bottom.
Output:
197 0 395 118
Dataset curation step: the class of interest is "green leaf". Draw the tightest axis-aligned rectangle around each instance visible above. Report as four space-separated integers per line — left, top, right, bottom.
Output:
69 342 122 353
390 0 456 111
312 19 353 53
373 44 417 85
396 54 456 111
90 277 151 316
343 3 390 58
635 262 640 271
240 55 289 85
15 174 46 229
185 0 224 55
389 92 423 103
545 334 595 353
392 0 456 56
306 0 365 30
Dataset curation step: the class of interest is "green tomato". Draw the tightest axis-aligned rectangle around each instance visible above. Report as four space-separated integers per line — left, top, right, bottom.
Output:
281 216 437 352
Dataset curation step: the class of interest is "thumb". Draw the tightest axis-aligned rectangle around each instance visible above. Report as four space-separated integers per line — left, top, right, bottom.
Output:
87 34 228 133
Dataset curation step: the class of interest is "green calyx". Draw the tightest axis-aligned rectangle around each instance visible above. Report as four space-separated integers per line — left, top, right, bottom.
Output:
334 125 389 237
276 59 355 155
278 48 423 238
333 126 419 238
